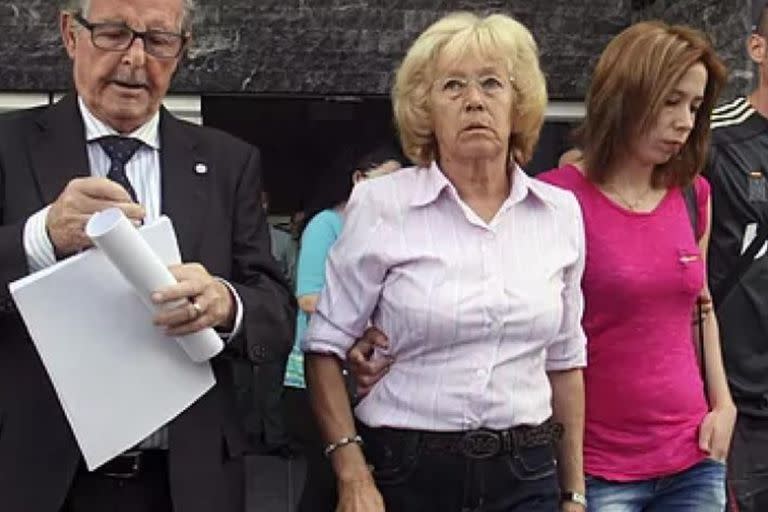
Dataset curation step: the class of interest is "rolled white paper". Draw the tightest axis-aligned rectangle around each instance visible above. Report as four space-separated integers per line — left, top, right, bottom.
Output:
86 208 224 362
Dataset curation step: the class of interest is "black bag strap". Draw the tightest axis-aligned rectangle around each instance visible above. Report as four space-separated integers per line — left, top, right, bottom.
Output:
682 184 707 394
682 184 699 241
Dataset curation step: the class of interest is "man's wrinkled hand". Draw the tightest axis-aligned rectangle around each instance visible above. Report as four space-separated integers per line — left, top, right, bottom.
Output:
152 263 235 336
46 177 144 257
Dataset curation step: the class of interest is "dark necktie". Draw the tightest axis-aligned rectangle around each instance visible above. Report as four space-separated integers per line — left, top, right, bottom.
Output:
96 136 143 202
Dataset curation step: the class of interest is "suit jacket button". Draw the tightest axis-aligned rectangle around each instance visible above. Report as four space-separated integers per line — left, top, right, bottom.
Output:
249 344 265 362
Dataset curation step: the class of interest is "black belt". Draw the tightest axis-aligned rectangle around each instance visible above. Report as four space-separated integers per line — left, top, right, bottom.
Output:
89 449 168 479
364 420 563 460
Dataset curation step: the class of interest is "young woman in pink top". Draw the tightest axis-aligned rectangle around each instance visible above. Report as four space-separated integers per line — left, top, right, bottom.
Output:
537 21 735 511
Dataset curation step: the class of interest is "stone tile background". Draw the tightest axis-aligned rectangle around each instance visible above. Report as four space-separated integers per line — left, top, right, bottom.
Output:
0 1 754 100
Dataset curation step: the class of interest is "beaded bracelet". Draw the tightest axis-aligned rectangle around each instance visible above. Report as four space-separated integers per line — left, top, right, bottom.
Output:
324 434 364 457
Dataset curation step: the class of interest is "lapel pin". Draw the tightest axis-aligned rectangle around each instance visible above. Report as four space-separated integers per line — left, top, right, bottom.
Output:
195 163 208 174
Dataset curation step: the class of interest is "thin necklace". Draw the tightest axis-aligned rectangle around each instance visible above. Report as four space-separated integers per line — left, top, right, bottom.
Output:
604 184 654 211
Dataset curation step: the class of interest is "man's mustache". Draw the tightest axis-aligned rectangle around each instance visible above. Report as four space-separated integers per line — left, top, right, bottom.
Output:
109 73 149 88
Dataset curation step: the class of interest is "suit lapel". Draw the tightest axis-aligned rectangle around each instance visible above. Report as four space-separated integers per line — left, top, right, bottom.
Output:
159 109 208 262
28 99 210 260
29 94 90 204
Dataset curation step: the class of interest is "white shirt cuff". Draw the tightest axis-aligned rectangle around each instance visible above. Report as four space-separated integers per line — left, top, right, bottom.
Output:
216 278 243 342
23 205 57 272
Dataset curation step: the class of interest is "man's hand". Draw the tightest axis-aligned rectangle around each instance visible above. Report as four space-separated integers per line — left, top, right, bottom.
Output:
152 263 235 336
698 402 737 461
46 177 145 257
347 327 393 398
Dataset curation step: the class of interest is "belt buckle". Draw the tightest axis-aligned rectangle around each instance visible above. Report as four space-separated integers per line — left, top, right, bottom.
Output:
461 430 501 459
103 450 142 479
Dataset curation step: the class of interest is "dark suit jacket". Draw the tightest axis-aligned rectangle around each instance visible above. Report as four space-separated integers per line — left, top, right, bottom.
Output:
0 95 296 512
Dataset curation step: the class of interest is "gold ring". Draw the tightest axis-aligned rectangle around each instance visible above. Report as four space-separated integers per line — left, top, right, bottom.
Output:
190 301 203 319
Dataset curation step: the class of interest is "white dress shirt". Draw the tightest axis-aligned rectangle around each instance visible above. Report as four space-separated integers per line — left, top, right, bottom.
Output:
303 162 587 431
24 99 159 269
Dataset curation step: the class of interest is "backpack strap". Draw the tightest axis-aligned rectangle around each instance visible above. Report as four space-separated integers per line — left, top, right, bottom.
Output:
682 183 699 241
682 183 707 397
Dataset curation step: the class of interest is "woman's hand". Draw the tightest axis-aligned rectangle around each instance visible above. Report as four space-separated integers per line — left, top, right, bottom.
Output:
336 473 385 512
698 402 737 461
347 327 393 398
561 501 586 512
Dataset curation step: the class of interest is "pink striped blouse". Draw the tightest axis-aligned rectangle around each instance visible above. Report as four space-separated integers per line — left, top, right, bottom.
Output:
303 162 587 431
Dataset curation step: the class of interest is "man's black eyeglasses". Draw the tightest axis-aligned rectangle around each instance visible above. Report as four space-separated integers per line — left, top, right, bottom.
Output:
73 13 188 59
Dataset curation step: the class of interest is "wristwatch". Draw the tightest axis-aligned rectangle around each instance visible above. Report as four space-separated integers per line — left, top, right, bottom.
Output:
561 490 587 508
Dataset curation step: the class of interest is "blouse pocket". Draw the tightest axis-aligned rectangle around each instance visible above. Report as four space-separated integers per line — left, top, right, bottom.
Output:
677 246 705 296
504 443 557 481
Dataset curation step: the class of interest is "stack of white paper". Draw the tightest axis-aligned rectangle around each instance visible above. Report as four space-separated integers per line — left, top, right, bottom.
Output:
9 213 218 470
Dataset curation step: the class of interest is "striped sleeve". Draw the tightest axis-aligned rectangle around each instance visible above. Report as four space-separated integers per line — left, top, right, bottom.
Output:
23 206 57 272
711 97 752 129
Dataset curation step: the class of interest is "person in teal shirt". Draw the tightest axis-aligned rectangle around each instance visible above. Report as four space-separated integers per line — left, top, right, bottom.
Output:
282 146 402 511
285 147 402 388
284 208 344 388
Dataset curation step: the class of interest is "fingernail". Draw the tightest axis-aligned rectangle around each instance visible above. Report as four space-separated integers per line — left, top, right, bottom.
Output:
151 292 162 302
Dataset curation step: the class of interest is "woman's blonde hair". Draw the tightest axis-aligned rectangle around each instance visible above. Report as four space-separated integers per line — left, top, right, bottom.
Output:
392 12 547 167
576 21 727 187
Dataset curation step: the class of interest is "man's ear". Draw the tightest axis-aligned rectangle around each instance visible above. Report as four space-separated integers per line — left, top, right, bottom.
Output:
748 33 767 66
60 11 78 59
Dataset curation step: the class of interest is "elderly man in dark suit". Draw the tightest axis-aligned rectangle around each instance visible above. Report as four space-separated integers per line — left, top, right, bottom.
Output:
0 0 295 511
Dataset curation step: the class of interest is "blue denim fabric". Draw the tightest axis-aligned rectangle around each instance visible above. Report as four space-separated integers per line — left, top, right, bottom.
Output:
586 458 726 512
360 424 560 512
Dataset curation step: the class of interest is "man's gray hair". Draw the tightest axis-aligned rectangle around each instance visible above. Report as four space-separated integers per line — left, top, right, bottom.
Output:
62 0 197 32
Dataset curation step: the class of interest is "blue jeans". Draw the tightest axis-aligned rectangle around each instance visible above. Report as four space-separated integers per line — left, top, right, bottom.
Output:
359 423 560 511
586 458 726 511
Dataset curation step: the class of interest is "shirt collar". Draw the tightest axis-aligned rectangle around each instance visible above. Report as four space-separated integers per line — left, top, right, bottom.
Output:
409 161 452 207
78 96 161 150
410 160 548 208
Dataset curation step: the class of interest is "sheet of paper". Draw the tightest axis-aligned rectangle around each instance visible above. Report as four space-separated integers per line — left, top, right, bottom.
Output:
86 208 224 362
9 216 216 470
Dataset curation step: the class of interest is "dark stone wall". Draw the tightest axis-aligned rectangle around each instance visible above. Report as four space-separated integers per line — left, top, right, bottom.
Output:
632 0 753 101
0 0 753 100
0 0 628 99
